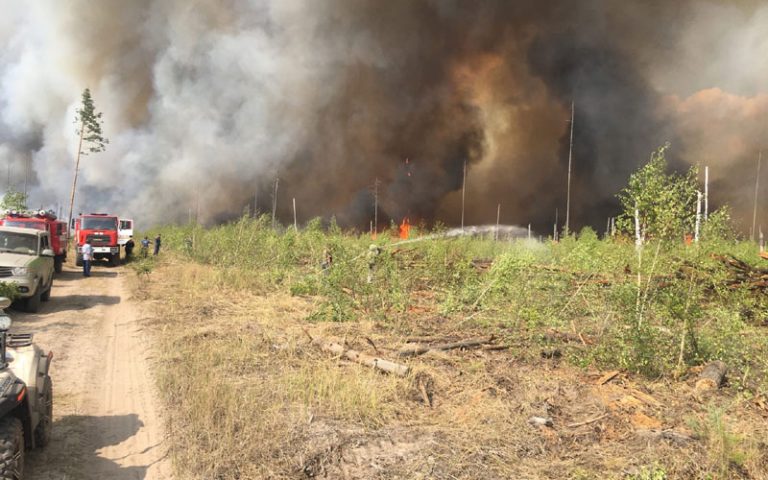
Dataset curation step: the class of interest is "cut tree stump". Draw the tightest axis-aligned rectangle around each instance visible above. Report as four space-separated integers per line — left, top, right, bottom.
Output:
312 337 410 377
397 336 494 357
695 360 727 392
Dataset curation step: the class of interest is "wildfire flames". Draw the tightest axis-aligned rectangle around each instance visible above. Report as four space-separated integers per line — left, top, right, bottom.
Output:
399 218 411 240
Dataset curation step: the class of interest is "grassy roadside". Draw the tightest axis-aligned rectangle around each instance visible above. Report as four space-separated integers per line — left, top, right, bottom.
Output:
131 221 768 479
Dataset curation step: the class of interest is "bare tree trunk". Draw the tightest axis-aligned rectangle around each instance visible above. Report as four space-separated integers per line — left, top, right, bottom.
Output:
66 120 86 236
292 197 297 231
752 151 762 242
271 176 279 229
694 191 702 243
461 161 467 231
704 165 709 222
565 101 574 236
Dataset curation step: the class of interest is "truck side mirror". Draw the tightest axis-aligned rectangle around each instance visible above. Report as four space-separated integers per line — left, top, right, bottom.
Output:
41 249 54 257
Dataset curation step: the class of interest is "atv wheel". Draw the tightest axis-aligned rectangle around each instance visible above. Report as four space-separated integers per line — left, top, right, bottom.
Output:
54 256 63 274
0 417 24 480
75 253 83 267
24 286 41 313
34 377 52 448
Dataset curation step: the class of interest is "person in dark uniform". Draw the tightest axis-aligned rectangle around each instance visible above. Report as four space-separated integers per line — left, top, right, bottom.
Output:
124 236 135 261
154 234 162 255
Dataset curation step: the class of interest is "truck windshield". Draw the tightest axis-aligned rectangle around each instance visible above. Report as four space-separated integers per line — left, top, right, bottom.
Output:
3 221 46 231
0 232 38 255
81 217 117 230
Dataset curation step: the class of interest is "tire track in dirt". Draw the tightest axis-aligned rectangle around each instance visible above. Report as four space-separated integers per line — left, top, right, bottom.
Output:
9 263 171 480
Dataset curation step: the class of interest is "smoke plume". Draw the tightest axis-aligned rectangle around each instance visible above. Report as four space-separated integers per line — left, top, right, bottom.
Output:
0 0 765 233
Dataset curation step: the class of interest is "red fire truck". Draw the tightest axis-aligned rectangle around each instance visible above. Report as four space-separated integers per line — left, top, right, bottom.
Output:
0 210 68 273
74 213 121 267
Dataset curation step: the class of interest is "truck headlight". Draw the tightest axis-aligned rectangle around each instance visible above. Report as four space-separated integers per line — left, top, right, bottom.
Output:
11 267 26 276
0 316 10 330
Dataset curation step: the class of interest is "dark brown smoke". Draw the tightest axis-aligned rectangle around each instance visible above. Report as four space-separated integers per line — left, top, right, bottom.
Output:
0 1 766 233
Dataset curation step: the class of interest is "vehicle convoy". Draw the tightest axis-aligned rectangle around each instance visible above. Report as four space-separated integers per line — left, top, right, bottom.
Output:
0 227 54 314
0 297 53 478
74 213 120 267
0 210 68 274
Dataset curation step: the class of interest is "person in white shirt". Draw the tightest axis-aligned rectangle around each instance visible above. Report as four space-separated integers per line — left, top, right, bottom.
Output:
82 241 94 277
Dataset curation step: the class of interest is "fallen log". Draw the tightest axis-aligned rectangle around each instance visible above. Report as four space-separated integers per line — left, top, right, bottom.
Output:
695 360 727 392
595 370 620 385
397 336 495 357
312 337 410 376
404 335 456 344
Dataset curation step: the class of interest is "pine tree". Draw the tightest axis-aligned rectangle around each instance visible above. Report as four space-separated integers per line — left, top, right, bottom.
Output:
67 88 109 232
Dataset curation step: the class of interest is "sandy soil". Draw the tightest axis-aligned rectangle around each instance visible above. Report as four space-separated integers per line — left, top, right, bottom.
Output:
10 263 172 480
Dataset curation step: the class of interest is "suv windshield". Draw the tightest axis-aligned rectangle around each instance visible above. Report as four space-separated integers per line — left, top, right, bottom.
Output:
81 217 117 230
0 232 38 255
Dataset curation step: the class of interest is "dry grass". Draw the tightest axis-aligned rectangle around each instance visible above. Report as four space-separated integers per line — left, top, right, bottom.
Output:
133 257 768 479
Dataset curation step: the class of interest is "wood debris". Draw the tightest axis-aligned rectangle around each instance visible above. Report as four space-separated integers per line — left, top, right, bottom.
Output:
311 336 410 376
695 360 727 392
713 254 768 291
397 336 495 358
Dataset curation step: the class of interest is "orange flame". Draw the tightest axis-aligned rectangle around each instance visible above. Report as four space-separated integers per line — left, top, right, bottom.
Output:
399 217 410 240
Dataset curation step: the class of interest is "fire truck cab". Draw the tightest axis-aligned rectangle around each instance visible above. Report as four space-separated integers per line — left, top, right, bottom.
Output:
75 213 120 267
118 219 134 246
0 210 68 273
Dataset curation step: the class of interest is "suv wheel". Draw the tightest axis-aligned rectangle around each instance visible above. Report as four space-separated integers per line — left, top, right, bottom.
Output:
40 277 52 302
25 286 41 313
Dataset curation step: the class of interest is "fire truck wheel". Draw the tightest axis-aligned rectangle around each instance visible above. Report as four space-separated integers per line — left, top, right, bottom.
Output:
54 257 63 274
109 253 120 267
0 417 24 480
75 254 83 267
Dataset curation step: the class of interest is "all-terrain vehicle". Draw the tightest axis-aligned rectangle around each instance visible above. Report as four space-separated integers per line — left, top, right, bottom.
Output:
0 297 52 478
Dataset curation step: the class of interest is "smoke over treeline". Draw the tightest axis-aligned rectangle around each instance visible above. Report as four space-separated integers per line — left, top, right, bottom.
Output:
0 0 766 232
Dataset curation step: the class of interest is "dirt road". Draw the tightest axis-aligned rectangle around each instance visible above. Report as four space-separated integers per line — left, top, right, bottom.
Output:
11 264 172 480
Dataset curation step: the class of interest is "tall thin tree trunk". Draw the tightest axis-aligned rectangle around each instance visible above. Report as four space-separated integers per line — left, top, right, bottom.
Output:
751 151 762 242
704 165 709 222
565 101 574 236
292 197 297 231
271 176 279 229
66 120 86 236
461 161 467 231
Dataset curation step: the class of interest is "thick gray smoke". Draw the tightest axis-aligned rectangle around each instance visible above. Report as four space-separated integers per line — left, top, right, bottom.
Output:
0 1 765 232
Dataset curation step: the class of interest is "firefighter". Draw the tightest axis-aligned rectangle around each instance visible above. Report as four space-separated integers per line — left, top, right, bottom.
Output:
140 236 150 257
124 236 135 261
366 244 381 283
154 234 162 255
321 248 333 274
